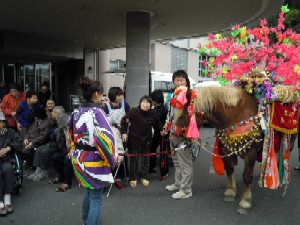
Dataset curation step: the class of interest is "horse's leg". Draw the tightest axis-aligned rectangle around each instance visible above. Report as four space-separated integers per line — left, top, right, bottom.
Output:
223 173 236 202
222 154 236 202
238 184 252 214
237 151 256 214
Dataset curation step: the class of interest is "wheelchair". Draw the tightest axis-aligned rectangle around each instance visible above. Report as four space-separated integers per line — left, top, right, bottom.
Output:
9 153 23 196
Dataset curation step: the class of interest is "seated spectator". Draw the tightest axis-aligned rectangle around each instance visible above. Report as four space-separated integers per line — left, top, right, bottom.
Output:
0 111 22 215
16 90 41 137
50 113 74 192
121 96 162 187
1 83 26 130
38 82 51 108
21 108 50 169
27 108 66 181
45 99 55 118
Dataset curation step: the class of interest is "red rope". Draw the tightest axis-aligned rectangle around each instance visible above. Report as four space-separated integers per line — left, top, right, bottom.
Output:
123 150 172 157
121 139 173 157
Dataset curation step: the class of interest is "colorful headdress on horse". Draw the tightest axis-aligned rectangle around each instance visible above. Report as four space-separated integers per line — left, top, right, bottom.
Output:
170 87 199 139
198 5 300 94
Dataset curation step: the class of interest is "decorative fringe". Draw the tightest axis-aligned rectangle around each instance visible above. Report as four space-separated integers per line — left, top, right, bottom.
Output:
280 134 291 185
264 129 279 189
185 114 200 139
212 137 225 175
278 151 284 185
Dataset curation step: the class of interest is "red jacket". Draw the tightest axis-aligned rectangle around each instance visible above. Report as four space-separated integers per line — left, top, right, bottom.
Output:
1 92 26 127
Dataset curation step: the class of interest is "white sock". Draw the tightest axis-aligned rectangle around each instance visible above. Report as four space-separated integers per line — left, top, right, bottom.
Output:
0 201 4 208
4 194 11 205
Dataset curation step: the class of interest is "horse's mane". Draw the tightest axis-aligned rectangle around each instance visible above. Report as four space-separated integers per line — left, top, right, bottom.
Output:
193 87 241 112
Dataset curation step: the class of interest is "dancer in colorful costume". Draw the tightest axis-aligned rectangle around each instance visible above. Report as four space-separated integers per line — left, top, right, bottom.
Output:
68 76 117 225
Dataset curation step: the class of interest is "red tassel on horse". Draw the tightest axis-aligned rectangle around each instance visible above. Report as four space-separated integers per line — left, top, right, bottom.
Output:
264 130 279 189
212 137 225 175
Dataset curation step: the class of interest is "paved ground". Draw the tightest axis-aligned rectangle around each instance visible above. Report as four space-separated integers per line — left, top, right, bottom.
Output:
2 128 300 225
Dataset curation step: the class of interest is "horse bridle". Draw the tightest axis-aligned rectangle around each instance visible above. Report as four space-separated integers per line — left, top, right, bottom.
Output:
167 122 186 136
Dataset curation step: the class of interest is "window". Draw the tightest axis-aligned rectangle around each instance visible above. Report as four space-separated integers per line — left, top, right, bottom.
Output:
154 81 174 92
109 59 125 72
199 55 215 81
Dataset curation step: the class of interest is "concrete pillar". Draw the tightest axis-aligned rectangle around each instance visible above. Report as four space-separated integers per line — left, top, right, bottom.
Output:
125 11 150 107
98 50 111 96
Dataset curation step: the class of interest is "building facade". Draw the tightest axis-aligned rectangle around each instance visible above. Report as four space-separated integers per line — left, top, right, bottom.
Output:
84 38 207 97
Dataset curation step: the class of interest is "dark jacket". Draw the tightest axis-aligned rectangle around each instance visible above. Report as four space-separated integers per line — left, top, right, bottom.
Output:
38 90 51 107
121 107 162 152
24 118 50 148
0 128 22 161
154 103 168 131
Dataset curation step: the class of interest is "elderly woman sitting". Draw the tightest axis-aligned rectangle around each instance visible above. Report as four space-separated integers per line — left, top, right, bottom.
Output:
0 111 22 215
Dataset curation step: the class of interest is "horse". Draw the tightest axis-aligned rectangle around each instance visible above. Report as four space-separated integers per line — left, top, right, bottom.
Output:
171 86 297 214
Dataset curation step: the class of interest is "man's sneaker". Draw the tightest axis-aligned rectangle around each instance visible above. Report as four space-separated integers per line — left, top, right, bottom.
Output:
172 190 192 199
165 184 180 192
27 167 42 180
0 206 7 216
32 170 48 181
5 204 13 213
27 173 37 180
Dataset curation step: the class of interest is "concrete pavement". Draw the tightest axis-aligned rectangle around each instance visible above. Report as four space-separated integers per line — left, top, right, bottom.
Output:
2 128 300 225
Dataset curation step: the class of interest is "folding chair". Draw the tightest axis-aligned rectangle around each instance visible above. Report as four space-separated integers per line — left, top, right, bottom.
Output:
107 148 128 197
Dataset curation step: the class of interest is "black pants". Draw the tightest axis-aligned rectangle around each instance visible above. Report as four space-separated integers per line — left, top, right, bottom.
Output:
149 133 170 177
160 137 170 177
129 146 150 180
51 152 74 186
149 131 161 171
0 162 13 202
21 148 35 168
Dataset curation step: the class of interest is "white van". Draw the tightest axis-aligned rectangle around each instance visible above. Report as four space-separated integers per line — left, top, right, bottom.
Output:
150 71 197 104
150 71 196 92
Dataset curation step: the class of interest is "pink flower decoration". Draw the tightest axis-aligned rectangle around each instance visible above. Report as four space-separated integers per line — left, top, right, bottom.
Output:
197 7 300 88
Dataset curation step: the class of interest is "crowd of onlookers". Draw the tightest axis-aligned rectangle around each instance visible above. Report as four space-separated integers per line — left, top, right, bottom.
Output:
0 81 73 216
0 79 174 216
0 70 195 220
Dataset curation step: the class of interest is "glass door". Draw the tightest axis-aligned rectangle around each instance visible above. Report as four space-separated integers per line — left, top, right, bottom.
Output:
35 63 52 92
17 63 52 93
18 64 35 92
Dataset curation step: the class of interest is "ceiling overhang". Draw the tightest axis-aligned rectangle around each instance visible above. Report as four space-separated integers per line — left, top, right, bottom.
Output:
0 0 282 49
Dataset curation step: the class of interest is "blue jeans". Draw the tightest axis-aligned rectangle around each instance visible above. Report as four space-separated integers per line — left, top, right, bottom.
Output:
82 188 103 225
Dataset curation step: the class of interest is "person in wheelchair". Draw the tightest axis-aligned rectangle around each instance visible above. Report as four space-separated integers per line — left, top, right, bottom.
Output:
0 111 22 215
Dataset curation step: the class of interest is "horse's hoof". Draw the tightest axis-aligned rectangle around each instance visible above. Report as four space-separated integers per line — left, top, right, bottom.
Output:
237 206 250 214
223 189 236 202
223 195 235 202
